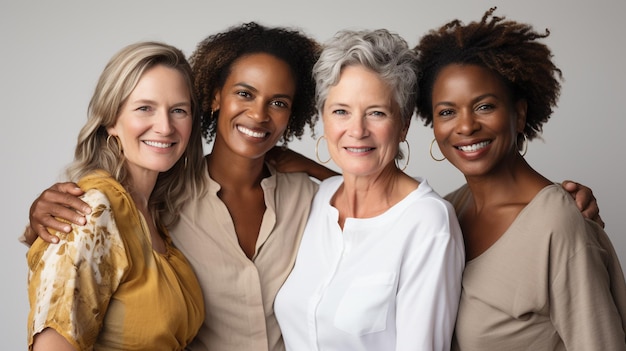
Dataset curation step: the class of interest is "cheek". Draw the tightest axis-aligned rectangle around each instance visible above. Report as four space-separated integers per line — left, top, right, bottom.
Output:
274 110 291 131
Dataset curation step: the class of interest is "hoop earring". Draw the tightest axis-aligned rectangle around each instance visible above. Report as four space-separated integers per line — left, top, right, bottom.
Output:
106 134 122 156
429 138 445 162
395 140 411 171
315 135 331 164
518 133 528 157
184 156 188 169
209 109 218 120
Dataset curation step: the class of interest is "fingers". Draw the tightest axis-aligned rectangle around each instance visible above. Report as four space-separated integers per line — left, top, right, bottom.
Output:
28 183 91 244
561 180 604 228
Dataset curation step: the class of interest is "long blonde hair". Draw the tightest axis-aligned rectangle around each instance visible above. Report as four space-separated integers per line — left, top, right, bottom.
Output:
66 41 207 227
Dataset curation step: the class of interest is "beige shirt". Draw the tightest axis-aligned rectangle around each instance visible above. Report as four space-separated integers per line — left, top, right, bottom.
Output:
447 184 626 351
171 164 318 351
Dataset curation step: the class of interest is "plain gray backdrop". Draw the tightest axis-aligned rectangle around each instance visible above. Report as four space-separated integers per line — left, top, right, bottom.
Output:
2 0 625 348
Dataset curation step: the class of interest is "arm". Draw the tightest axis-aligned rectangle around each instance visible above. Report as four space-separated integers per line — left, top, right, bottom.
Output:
25 182 91 245
550 220 626 350
27 189 126 350
33 328 77 351
396 202 465 351
265 146 339 181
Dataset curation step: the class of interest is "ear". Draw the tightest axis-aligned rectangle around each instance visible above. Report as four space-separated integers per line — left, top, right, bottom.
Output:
400 116 411 141
211 90 221 112
106 125 118 137
515 99 528 133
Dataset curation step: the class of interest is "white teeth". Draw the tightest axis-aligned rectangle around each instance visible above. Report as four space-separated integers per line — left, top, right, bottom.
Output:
345 147 372 153
144 141 173 148
458 141 490 152
237 125 267 138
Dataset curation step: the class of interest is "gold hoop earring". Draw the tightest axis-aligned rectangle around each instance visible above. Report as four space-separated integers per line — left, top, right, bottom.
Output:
106 134 122 156
315 135 331 164
518 133 528 157
429 138 445 162
184 156 188 169
395 140 411 171
209 109 218 120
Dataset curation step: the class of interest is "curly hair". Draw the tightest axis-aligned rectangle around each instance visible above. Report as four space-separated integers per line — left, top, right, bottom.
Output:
313 28 418 125
414 7 563 140
67 41 207 228
189 22 320 144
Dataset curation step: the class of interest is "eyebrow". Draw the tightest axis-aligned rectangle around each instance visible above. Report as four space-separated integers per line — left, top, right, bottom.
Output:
130 99 191 108
234 82 293 101
434 93 499 108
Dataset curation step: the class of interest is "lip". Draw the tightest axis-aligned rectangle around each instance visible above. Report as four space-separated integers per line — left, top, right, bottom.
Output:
343 146 375 154
237 124 270 139
454 140 491 153
143 140 176 149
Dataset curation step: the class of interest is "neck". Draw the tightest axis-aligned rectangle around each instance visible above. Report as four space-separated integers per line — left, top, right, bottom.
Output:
337 166 415 219
464 156 550 212
206 151 268 191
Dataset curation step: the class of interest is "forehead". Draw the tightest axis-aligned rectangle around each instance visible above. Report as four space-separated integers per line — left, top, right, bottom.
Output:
433 64 508 96
225 53 296 95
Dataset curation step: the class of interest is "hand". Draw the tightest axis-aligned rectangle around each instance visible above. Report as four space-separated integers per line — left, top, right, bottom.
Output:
27 182 91 245
562 180 604 228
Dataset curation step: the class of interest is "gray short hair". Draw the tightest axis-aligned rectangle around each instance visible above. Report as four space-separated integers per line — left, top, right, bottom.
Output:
313 29 418 124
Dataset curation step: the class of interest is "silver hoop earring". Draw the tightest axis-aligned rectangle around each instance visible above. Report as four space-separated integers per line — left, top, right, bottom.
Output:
315 135 331 164
395 140 411 171
518 133 528 157
106 134 123 156
429 138 445 162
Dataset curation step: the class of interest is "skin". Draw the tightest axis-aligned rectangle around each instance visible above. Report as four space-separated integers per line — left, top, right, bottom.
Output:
32 64 193 350
431 63 553 260
322 65 417 228
204 53 296 258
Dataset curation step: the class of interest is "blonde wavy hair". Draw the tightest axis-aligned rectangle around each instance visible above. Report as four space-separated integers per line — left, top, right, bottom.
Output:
66 41 207 227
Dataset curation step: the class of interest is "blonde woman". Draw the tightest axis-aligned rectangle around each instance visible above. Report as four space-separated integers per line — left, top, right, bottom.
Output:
27 41 207 350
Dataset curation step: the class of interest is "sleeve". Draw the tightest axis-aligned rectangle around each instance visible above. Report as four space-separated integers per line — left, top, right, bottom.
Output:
18 225 32 247
27 189 128 350
395 199 465 351
550 215 626 350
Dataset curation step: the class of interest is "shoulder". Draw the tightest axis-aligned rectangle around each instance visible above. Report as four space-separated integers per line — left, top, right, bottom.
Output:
274 169 320 193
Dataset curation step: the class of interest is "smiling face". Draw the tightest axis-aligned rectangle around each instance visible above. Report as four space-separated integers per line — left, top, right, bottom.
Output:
323 65 407 178
211 53 296 161
107 64 192 182
431 64 526 178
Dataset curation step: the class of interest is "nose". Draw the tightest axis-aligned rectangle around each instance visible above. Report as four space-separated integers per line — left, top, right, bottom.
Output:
348 115 368 139
247 100 270 122
154 109 174 134
456 109 479 135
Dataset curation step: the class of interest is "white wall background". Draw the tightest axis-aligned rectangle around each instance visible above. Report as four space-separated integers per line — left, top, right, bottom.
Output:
2 0 624 348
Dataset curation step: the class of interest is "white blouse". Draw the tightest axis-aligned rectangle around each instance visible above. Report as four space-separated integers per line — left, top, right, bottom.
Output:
274 176 465 351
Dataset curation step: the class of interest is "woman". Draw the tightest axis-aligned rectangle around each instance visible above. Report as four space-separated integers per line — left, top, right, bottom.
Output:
27 41 207 350
414 8 626 350
23 22 604 351
274 29 465 350
24 23 331 351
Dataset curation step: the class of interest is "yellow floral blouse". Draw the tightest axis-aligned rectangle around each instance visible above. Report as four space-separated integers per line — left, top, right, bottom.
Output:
27 170 204 350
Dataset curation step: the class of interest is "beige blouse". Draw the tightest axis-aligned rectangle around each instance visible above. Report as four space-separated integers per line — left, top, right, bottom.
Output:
172 164 318 351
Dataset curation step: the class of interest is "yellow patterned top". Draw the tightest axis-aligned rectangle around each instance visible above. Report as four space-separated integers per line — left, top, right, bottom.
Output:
27 170 204 350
